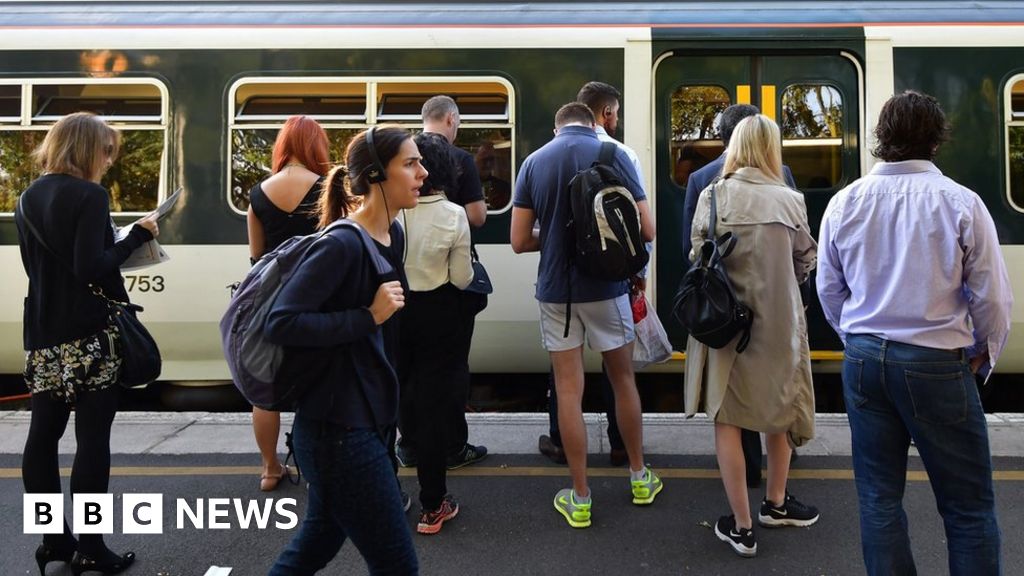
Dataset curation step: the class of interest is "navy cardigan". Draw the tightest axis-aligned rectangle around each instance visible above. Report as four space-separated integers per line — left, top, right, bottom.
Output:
265 222 405 430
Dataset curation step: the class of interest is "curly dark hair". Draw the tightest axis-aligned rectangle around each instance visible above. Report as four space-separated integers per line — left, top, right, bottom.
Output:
872 91 950 162
414 131 459 196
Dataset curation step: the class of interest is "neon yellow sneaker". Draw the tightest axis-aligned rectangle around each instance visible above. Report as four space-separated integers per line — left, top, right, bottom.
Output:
553 488 591 528
631 467 663 505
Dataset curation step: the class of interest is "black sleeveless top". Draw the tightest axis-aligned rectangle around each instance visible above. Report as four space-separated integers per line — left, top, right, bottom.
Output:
249 176 324 253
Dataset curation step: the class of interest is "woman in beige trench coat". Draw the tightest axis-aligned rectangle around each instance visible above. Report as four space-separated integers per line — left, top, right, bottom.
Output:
685 115 818 557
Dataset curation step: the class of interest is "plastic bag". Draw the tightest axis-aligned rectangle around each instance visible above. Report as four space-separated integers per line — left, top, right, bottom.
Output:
632 294 673 368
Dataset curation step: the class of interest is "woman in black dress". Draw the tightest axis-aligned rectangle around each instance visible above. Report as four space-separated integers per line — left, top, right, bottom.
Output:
246 115 330 491
17 112 159 575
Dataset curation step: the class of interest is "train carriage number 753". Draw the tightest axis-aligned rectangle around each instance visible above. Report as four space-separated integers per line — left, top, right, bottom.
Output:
125 275 165 293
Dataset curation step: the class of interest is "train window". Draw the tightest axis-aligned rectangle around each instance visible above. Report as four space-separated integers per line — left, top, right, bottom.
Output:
376 82 509 121
0 85 20 122
454 129 514 211
230 127 360 210
780 84 844 190
0 79 168 214
1007 76 1024 211
32 84 162 122
669 85 731 188
228 77 515 213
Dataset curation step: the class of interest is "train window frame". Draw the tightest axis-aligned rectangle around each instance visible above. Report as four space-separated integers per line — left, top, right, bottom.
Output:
668 84 733 189
779 82 846 191
0 77 170 217
1005 73 1024 213
226 76 516 215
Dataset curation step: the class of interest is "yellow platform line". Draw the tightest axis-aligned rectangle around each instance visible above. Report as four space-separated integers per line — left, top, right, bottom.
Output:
670 351 845 362
2 466 1022 481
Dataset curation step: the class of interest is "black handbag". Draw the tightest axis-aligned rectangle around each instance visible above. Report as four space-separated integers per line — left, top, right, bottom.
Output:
671 180 753 352
464 245 493 295
16 194 162 387
90 286 162 387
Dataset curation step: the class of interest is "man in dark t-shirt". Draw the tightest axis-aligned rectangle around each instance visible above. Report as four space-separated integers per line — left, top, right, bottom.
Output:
396 95 489 470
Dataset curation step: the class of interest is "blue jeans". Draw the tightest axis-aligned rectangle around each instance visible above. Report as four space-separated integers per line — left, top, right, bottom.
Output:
843 334 1000 576
269 417 418 576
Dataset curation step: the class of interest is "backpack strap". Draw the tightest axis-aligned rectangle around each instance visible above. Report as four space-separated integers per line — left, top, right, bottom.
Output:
326 220 394 280
596 141 617 166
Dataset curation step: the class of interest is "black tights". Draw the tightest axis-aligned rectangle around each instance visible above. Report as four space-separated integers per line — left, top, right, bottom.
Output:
22 385 119 555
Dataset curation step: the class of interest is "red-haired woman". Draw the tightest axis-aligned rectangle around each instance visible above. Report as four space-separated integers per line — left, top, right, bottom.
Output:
246 115 330 491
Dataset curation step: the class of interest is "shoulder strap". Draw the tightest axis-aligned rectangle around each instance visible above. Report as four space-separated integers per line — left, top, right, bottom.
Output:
709 180 719 240
330 220 394 279
16 193 64 265
597 141 617 166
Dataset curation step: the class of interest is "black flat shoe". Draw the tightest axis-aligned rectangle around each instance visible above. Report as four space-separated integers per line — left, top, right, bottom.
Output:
35 543 75 575
70 551 136 575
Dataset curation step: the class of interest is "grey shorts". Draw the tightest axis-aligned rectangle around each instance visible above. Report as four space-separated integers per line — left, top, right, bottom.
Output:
538 294 634 352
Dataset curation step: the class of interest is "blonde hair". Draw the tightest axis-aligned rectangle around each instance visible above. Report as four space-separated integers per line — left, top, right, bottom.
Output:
33 112 120 182
722 114 784 184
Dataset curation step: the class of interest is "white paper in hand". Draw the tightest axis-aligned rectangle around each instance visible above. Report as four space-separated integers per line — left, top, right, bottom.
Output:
117 226 170 271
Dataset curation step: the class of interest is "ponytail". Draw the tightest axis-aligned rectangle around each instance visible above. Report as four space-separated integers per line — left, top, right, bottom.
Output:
317 165 359 229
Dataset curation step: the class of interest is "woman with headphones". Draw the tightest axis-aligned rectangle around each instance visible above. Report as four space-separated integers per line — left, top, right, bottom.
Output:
265 125 426 575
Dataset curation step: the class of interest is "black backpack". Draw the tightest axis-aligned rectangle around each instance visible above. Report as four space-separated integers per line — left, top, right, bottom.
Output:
560 141 648 337
671 180 753 352
567 141 648 281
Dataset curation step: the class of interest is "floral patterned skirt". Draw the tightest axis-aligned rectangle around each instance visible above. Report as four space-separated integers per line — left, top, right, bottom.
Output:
24 325 122 403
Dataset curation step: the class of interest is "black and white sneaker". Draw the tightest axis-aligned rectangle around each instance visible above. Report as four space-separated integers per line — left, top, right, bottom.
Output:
401 491 412 513
758 493 820 528
714 515 757 558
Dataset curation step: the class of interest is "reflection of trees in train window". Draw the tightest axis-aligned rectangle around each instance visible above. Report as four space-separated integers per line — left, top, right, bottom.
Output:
1010 126 1024 210
0 131 44 212
453 128 513 211
0 129 161 213
669 85 731 188
1008 78 1024 211
101 130 162 212
230 128 359 211
781 84 843 190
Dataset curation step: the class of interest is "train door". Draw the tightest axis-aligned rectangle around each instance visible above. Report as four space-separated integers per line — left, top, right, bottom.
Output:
654 52 861 352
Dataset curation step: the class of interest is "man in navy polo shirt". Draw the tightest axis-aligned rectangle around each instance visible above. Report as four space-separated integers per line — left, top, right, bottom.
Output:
511 102 661 528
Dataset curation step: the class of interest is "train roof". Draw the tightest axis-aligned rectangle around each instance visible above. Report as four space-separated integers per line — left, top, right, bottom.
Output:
0 1 1022 28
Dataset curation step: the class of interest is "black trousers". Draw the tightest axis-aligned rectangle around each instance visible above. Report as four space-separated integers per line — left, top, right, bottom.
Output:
22 385 120 555
398 290 477 458
397 285 466 510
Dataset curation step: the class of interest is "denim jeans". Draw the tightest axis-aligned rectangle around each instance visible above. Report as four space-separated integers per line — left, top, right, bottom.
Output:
843 334 1000 576
269 416 418 576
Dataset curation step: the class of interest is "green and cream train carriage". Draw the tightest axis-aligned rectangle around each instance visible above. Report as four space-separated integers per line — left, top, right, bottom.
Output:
0 1 1022 404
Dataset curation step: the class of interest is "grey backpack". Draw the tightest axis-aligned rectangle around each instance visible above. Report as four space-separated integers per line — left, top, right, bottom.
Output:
220 220 393 410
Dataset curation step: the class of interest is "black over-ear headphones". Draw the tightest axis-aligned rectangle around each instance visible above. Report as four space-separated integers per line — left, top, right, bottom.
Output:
364 126 387 184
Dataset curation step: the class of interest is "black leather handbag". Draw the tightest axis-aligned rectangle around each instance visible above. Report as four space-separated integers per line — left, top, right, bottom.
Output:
464 245 493 295
91 286 162 388
671 181 753 352
16 194 162 387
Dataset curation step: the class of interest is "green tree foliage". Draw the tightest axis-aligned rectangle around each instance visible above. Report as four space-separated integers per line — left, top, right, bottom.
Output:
0 129 161 212
671 86 729 141
781 85 843 139
0 131 44 211
102 130 162 212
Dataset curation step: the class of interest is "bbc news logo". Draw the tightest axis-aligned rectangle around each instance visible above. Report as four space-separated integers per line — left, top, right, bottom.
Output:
24 494 298 534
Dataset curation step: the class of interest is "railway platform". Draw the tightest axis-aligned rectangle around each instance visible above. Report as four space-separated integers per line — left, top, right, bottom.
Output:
1 411 1022 575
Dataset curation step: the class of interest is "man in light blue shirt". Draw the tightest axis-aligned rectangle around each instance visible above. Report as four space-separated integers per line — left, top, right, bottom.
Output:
817 91 1012 576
